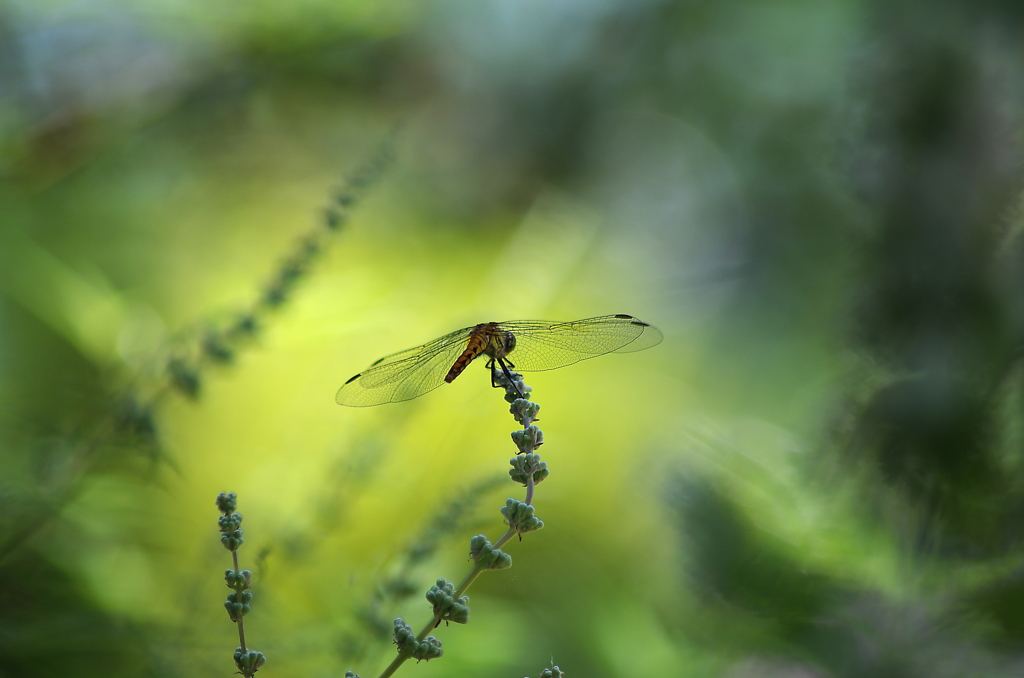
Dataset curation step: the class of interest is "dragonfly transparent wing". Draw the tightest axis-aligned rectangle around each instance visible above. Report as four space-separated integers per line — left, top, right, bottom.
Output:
498 314 662 372
336 326 476 406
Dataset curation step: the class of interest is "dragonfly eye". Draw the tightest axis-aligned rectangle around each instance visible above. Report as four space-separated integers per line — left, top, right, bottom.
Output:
504 331 516 353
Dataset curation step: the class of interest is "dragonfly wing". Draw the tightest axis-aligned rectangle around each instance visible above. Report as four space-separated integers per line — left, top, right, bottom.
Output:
501 315 662 372
336 327 474 406
609 317 663 353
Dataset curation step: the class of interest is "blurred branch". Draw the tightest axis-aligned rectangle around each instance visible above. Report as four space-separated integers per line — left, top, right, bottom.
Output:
343 474 505 661
0 127 400 566
154 126 400 405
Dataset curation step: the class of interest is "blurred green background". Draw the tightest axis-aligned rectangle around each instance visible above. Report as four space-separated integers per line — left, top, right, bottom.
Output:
3 0 1024 676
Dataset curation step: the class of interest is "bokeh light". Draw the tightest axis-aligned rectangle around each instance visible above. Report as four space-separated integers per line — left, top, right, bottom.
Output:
3 1 1024 677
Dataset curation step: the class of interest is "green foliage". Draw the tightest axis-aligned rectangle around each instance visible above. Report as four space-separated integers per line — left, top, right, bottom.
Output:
2 0 1024 676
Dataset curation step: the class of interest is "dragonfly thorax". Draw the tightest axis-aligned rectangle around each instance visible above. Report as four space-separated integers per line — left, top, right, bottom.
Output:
484 328 516 360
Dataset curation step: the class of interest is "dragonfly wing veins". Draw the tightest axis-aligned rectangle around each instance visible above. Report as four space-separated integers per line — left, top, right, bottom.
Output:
494 314 663 372
335 326 477 406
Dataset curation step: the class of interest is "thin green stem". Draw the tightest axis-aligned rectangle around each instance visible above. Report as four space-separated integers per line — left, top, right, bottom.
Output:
414 557 487 640
233 550 247 654
376 380 538 678
493 526 517 550
376 527 519 678
377 651 407 678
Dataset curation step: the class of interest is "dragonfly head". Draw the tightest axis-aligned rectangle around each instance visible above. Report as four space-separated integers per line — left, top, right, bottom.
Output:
503 331 516 354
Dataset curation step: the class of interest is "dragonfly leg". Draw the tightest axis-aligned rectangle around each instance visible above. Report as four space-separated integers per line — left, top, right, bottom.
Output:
487 358 500 388
497 357 526 399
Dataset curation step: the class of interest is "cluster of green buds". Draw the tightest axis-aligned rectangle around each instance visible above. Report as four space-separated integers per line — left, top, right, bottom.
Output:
509 397 541 427
493 367 532 404
217 492 244 550
224 569 253 622
425 578 470 626
393 618 443 661
233 648 266 675
511 425 544 455
510 453 549 486
469 534 512 570
538 666 565 677
500 368 550 512
501 498 544 539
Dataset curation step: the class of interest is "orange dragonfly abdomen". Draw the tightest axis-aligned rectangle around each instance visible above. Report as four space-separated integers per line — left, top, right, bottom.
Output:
444 323 498 383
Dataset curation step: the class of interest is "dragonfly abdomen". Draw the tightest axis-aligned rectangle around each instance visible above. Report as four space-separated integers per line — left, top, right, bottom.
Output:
444 324 494 383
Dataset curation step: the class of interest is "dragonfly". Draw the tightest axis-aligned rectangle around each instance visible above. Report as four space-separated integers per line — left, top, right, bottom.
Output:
336 314 662 407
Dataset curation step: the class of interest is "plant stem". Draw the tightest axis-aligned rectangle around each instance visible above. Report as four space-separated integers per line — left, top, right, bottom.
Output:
377 652 406 678
376 374 538 678
376 526 519 678
233 550 247 654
